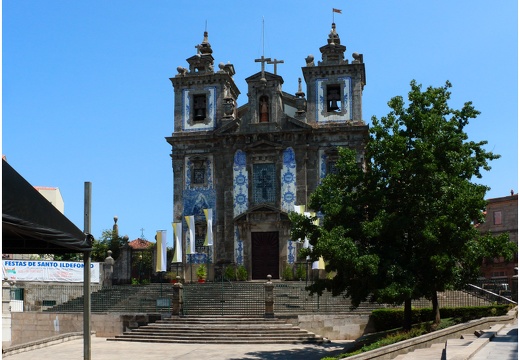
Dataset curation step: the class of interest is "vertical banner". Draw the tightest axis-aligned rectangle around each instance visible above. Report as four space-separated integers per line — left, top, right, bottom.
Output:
203 208 213 246
156 230 167 272
172 222 183 263
308 213 325 270
185 215 195 255
294 205 305 215
303 211 311 250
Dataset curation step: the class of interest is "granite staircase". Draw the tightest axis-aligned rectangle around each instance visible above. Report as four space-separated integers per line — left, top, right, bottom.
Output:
43 283 173 313
107 316 328 344
43 283 496 315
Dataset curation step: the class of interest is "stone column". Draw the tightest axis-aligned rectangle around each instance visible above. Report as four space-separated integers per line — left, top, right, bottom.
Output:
264 275 274 318
104 250 115 287
172 277 183 316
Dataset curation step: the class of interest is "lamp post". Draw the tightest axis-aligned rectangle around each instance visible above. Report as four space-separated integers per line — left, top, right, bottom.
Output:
138 253 142 284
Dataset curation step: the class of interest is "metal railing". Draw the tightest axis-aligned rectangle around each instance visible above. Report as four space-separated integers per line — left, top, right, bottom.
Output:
465 284 517 305
12 280 514 315
21 283 171 313
274 282 360 313
183 282 265 316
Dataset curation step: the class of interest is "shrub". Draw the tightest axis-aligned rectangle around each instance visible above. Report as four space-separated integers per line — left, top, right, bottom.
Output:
236 265 248 281
165 271 178 281
282 265 294 280
224 265 236 281
196 264 207 280
295 264 306 280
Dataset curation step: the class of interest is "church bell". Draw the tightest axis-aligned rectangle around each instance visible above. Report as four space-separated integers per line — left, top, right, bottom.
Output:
328 100 340 111
194 108 205 120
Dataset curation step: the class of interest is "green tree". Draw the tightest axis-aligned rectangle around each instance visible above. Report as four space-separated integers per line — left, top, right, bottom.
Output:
291 81 516 330
91 229 128 262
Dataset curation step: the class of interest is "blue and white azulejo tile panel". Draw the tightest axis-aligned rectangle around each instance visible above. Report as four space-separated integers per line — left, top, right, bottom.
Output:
181 86 217 131
319 149 327 182
234 225 243 265
315 77 352 123
281 147 297 212
233 150 248 217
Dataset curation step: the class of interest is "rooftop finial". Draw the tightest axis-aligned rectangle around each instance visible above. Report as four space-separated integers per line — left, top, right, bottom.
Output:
328 22 340 45
296 78 305 97
197 27 213 55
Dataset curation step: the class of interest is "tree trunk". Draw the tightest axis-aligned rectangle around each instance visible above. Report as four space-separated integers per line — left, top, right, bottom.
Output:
432 290 440 326
403 298 412 331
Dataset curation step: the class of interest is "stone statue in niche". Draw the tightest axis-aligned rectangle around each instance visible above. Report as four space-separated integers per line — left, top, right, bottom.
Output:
259 96 269 122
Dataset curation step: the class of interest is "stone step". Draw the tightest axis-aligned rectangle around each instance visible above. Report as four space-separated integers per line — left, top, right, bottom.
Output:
132 328 309 334
123 331 316 338
109 316 326 344
108 337 325 344
158 317 283 323
151 322 293 328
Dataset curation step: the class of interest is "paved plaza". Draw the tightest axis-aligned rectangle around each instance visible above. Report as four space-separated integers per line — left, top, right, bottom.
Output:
3 337 353 360
4 322 517 359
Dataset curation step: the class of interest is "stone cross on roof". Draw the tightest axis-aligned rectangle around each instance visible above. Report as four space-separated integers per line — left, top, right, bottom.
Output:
267 58 284 75
255 55 271 82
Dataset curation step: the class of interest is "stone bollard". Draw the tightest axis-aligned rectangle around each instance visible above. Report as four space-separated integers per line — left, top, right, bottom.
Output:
104 250 115 286
264 274 274 318
172 276 183 316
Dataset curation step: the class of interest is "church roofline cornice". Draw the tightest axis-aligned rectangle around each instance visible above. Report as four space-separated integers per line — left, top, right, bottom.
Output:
243 139 284 151
214 119 241 134
245 71 284 84
233 205 290 223
170 73 240 96
301 62 364 76
286 116 313 129
165 132 216 146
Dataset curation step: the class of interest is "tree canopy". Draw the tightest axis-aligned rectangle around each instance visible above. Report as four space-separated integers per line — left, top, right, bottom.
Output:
90 229 128 262
290 80 516 329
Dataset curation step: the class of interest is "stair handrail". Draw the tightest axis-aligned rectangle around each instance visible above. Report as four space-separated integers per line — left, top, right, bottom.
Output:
466 283 517 305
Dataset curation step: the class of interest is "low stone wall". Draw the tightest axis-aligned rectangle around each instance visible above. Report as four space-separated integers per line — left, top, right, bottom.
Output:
346 309 517 360
6 283 103 312
285 313 375 340
9 312 161 347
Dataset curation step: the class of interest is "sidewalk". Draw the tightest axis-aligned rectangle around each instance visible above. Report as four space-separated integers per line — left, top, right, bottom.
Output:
3 336 353 360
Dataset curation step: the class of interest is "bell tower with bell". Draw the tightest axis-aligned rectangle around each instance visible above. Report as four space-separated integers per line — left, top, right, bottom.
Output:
302 22 366 125
170 30 240 133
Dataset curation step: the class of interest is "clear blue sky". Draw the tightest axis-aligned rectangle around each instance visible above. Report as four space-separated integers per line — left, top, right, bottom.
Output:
3 1 518 246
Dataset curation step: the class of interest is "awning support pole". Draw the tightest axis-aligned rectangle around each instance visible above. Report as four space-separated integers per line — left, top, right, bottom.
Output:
83 182 92 360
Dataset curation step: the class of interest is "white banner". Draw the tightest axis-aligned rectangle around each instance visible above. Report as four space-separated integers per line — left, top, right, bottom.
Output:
172 222 183 263
156 230 167 272
2 260 100 283
185 215 195 254
203 208 213 246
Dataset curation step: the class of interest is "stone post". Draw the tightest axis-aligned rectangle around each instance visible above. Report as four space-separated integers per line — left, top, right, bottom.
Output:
104 250 115 287
172 276 183 316
264 274 274 318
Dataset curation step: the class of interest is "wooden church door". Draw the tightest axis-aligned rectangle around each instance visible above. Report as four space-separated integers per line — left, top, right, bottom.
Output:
251 231 279 280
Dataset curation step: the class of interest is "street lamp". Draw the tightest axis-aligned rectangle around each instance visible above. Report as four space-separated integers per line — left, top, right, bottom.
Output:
138 253 143 284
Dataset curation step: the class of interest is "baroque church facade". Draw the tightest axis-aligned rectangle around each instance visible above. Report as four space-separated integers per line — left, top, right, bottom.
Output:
166 23 368 280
